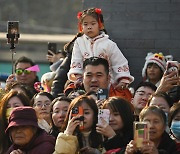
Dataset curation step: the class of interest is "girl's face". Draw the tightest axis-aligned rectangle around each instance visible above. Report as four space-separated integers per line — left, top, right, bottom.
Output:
146 63 162 81
33 95 51 120
6 96 24 121
106 106 124 131
149 96 170 113
7 96 24 108
142 112 165 142
82 15 100 38
52 101 69 128
81 102 95 132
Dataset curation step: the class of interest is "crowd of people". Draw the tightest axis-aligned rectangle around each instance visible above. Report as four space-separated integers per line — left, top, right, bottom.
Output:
0 7 180 154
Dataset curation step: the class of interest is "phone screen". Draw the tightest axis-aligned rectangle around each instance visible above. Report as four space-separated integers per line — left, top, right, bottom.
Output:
48 42 57 55
7 21 20 44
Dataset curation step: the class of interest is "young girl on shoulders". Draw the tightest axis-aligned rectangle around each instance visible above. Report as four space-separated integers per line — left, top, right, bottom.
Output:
53 95 103 154
68 8 134 90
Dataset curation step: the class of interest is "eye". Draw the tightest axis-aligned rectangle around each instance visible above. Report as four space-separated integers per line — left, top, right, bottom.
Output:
84 111 90 115
53 110 59 114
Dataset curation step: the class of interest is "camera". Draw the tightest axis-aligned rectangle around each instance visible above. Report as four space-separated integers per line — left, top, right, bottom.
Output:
98 109 110 125
97 88 108 100
71 106 84 130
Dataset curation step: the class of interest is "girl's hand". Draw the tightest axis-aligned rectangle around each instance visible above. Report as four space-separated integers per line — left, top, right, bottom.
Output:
114 81 128 90
125 140 137 154
96 118 116 138
64 113 81 135
10 149 25 154
96 99 105 109
80 146 99 154
140 140 158 154
74 77 83 88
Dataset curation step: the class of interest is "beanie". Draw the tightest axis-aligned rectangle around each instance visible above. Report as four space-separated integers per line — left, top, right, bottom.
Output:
142 53 167 80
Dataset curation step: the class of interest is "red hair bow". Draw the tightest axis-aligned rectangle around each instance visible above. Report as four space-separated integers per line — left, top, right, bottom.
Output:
95 8 102 14
77 12 82 19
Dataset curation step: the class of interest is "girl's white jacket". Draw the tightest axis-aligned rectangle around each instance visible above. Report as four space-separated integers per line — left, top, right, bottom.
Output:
68 32 134 83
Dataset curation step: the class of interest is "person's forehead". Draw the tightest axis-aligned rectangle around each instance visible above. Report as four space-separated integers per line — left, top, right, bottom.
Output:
82 15 97 23
84 64 106 73
16 62 32 69
136 86 154 93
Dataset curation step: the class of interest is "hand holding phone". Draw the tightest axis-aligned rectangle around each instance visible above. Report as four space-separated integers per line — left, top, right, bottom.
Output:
166 61 179 78
98 109 110 125
134 122 149 148
97 88 109 100
48 42 57 55
71 106 84 130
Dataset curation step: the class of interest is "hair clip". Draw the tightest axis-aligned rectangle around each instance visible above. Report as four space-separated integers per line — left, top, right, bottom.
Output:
77 12 82 19
95 8 102 14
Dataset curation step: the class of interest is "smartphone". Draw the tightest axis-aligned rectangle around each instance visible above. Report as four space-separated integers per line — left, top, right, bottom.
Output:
72 106 84 130
166 61 179 78
48 42 57 55
134 122 149 148
7 21 20 44
98 109 110 125
97 88 109 100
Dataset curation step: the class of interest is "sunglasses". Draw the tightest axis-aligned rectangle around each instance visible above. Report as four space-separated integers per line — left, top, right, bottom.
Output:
15 69 31 75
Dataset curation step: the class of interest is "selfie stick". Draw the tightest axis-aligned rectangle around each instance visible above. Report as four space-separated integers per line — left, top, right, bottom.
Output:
7 33 20 74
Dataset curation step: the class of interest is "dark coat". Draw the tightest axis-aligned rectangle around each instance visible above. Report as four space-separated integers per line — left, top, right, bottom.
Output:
104 133 133 151
6 130 55 154
117 131 178 154
51 52 72 98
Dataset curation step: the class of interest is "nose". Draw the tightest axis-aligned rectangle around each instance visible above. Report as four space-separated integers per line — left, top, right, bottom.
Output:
109 113 114 122
148 121 154 129
91 76 97 82
88 25 92 29
58 111 65 117
142 95 148 101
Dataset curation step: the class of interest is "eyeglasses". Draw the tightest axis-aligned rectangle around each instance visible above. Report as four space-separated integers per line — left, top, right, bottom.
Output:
33 102 51 108
15 69 31 75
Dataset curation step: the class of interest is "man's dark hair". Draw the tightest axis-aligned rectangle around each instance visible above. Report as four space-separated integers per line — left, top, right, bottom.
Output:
14 56 39 83
15 56 36 69
134 81 157 93
83 57 109 75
